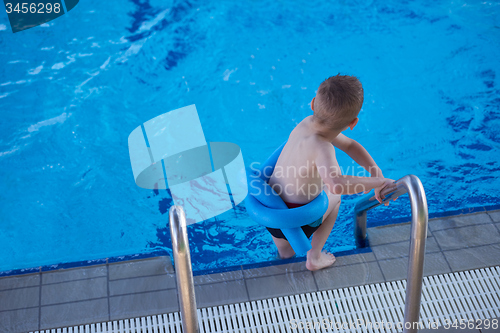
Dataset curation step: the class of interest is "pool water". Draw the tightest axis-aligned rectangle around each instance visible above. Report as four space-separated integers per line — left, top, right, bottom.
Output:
0 0 499 274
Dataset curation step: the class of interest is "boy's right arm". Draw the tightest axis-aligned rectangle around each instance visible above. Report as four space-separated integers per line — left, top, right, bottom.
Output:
315 140 395 202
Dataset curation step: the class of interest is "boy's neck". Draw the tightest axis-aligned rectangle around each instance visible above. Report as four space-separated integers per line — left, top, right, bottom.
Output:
309 118 342 141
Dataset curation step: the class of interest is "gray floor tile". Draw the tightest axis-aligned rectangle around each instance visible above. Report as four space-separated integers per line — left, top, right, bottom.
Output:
195 279 249 307
487 210 500 222
0 273 40 291
242 262 307 279
246 271 317 301
432 224 500 251
109 274 176 296
43 265 107 284
0 286 39 311
372 237 440 260
444 244 500 272
367 223 433 246
378 252 451 281
429 213 493 231
313 261 384 290
40 298 109 330
334 251 377 266
109 256 173 280
109 289 179 320
41 277 107 305
368 223 411 246
194 269 243 285
0 307 39 333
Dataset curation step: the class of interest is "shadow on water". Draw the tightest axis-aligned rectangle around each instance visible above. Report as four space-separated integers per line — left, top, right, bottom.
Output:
147 188 260 273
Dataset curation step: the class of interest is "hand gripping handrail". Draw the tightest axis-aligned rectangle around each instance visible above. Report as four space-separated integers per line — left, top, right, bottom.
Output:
354 175 428 333
169 206 200 333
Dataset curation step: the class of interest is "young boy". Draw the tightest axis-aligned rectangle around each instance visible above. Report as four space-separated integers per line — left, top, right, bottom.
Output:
267 74 396 271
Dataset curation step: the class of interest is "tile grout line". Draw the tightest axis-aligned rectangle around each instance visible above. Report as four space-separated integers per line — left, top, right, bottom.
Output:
438 241 500 255
311 270 319 292
241 256 380 279
37 265 174 286
30 265 500 328
430 220 497 233
41 275 108 288
370 235 435 249
1 212 495 279
241 266 251 302
106 258 111 322
486 211 499 223
375 257 388 282
194 277 242 287
168 265 500 312
193 270 244 286
40 296 110 308
0 305 40 314
1 212 496 325
173 266 179 313
425 229 454 274
373 241 500 264
16 285 183 310
5 262 498 330
110 273 175 283
485 213 495 223
38 267 42 331
3 245 494 314
15 259 391 311
194 241 500 306
364 231 388 281
244 269 308 281
370 211 495 236
0 284 41 293
110 287 178 298
40 271 108 285
0 252 365 285
367 234 434 248
374 247 448 262
493 222 500 234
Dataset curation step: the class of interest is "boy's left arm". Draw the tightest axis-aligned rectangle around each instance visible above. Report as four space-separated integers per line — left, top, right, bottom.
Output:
331 133 384 178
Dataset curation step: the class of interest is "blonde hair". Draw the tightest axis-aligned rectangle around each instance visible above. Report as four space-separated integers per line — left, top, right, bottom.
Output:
313 74 364 130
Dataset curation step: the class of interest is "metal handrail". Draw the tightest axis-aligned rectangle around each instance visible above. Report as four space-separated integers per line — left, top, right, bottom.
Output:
169 206 200 333
354 175 428 333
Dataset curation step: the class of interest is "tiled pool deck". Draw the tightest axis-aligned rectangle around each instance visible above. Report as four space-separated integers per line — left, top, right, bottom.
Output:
1 210 499 332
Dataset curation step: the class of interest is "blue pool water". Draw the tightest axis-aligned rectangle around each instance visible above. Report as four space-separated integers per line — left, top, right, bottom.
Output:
1 0 499 274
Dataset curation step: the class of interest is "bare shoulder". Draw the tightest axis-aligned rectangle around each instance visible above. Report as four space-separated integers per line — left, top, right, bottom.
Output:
306 134 335 158
290 116 312 135
331 133 354 152
288 116 334 158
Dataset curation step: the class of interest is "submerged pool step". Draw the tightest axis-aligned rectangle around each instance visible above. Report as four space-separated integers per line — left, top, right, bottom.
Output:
31 266 500 333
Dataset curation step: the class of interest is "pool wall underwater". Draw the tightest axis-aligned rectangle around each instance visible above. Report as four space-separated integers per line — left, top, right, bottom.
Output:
0 0 499 276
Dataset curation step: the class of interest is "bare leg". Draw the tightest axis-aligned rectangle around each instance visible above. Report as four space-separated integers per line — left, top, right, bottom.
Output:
306 193 341 271
271 235 296 259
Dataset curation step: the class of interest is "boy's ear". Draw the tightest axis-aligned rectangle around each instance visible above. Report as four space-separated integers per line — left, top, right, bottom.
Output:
311 97 315 111
349 117 359 130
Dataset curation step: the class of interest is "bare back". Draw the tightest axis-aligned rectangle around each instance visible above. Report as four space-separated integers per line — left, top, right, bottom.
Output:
268 116 340 204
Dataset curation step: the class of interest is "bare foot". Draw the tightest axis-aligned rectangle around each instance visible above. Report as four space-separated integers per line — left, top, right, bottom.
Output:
306 251 336 271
